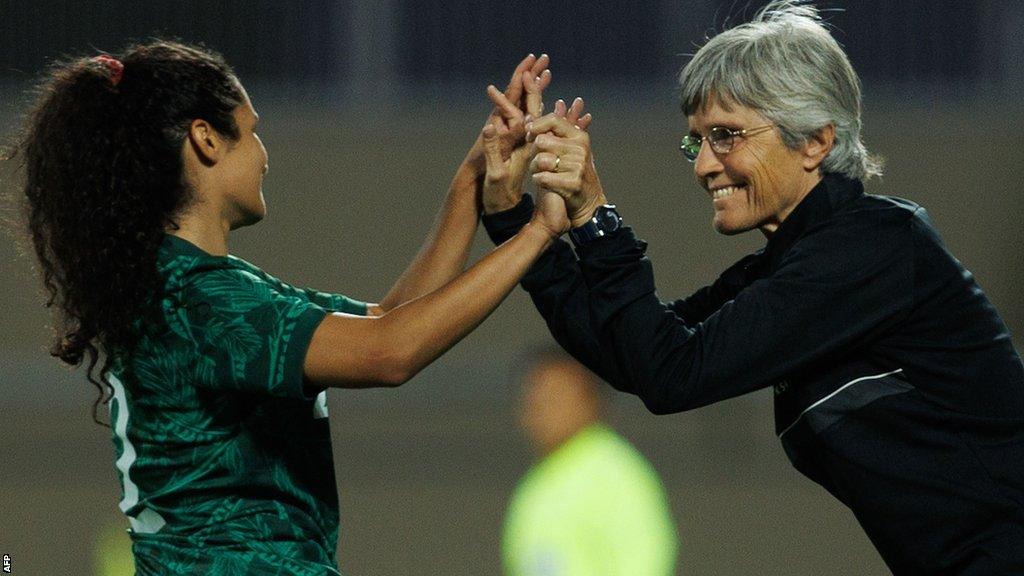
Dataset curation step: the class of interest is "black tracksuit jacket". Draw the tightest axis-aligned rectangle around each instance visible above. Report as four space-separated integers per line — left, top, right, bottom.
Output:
483 174 1024 574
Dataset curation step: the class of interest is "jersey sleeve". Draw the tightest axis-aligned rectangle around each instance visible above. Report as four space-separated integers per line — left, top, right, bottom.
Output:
225 257 369 316
182 268 332 399
297 288 368 316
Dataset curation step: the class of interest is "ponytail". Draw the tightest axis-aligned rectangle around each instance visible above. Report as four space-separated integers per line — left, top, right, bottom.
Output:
8 40 244 424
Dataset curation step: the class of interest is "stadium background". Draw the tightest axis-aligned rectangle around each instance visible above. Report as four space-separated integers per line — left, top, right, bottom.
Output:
1 1 1021 573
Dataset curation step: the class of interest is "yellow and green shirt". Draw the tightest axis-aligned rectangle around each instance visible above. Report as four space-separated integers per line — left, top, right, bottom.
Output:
503 425 678 576
108 234 365 575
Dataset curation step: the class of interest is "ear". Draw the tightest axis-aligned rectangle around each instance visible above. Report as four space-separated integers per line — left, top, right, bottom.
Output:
186 118 226 165
802 123 835 172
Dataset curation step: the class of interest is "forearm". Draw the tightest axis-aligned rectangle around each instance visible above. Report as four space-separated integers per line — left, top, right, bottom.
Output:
669 252 763 324
575 228 779 413
576 228 707 413
378 221 555 381
481 195 631 391
378 157 482 311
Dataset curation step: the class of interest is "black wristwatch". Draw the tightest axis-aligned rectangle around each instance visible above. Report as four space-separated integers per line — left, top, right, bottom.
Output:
569 204 622 247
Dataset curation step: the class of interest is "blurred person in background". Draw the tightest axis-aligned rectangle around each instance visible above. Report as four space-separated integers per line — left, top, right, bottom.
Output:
6 40 574 574
482 1 1024 574
93 521 134 576
503 348 678 576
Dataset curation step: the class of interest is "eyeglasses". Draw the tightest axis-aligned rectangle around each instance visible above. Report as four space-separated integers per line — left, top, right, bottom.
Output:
679 125 774 162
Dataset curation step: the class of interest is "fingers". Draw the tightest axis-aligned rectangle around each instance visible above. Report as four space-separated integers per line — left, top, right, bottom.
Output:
530 151 563 174
533 133 582 159
487 84 520 121
503 54 536 104
523 69 551 119
526 114 582 141
532 171 578 194
555 97 592 131
528 53 549 84
481 123 507 182
536 67 552 92
553 99 567 118
566 97 584 124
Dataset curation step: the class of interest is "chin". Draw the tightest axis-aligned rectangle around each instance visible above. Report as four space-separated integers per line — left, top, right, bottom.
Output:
712 217 752 236
231 209 266 230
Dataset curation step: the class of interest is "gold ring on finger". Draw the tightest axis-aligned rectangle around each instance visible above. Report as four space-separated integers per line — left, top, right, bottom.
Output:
554 156 561 172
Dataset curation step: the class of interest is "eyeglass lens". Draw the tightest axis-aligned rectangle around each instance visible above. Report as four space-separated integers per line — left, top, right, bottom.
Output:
680 127 737 161
707 127 735 154
680 136 701 161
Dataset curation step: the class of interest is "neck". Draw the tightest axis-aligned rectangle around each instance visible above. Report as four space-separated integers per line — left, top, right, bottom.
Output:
759 171 823 239
170 206 231 256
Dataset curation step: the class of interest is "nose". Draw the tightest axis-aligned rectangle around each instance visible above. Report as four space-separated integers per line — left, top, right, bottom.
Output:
694 139 723 182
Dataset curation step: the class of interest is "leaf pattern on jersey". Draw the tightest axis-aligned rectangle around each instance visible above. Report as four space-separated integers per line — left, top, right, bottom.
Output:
110 236 364 573
132 347 222 444
206 313 264 378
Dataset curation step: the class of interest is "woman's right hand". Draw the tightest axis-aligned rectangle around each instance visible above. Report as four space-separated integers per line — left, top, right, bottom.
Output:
481 95 593 220
527 98 604 229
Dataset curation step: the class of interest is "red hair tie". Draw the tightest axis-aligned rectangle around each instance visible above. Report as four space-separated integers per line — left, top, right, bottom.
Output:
94 55 124 86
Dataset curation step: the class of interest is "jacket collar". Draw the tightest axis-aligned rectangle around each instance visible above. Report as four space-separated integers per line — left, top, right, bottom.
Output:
760 174 865 271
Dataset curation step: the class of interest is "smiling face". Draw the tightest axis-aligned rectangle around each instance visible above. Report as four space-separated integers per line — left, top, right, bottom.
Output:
688 96 822 237
221 88 269 229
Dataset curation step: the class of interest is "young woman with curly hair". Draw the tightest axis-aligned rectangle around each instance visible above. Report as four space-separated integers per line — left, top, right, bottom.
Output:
9 40 583 574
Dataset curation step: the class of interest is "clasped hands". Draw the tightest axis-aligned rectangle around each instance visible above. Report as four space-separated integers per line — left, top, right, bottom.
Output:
472 54 607 239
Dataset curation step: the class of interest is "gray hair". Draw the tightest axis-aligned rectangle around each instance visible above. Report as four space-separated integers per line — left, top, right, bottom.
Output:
679 0 882 179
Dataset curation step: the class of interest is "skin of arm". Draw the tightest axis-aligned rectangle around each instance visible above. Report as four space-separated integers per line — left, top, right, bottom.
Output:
304 119 571 390
375 55 552 314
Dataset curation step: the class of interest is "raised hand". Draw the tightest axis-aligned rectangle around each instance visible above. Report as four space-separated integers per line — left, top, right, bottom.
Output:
483 122 568 239
477 57 554 214
527 98 606 228
480 122 516 213
481 92 595 218
529 98 594 236
551 96 593 131
469 54 550 173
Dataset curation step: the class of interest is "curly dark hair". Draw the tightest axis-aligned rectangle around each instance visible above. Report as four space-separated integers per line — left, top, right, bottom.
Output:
7 40 244 424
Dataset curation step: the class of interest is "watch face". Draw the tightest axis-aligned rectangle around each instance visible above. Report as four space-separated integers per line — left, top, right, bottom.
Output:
597 206 621 231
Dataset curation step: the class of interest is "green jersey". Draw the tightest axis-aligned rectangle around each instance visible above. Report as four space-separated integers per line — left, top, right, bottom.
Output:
503 425 678 576
108 235 365 575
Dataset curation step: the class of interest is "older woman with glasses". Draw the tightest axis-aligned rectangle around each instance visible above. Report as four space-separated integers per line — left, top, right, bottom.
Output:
480 1 1024 574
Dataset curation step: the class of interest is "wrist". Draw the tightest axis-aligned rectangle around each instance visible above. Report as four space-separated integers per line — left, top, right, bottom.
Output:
570 193 609 228
483 189 523 215
464 139 486 175
522 219 559 247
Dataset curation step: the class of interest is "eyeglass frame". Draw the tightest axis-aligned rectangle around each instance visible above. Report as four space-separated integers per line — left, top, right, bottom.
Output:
679 125 775 162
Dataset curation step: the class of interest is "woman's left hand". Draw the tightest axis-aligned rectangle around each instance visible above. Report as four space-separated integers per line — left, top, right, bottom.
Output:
467 54 550 177
477 59 552 213
481 95 593 218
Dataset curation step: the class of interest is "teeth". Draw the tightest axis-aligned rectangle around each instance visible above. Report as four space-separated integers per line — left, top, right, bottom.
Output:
712 186 741 199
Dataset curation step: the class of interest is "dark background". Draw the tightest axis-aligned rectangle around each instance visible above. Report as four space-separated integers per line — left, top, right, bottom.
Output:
1 1 1022 574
